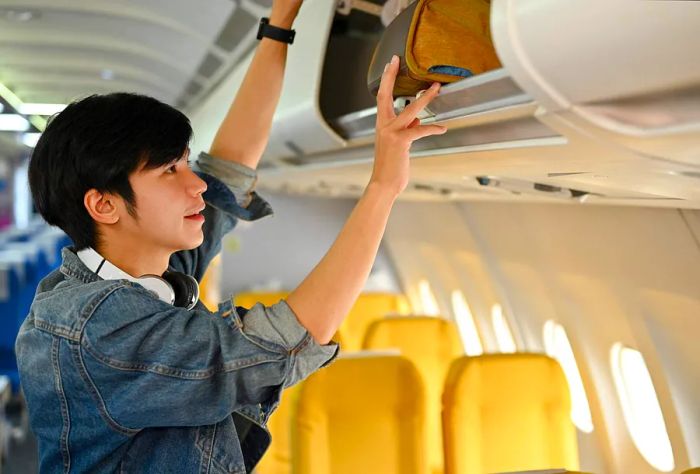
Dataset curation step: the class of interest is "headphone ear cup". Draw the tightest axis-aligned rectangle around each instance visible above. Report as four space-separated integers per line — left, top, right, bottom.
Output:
162 271 200 309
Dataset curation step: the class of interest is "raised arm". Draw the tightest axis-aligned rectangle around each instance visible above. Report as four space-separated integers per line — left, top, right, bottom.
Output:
285 56 447 344
208 0 302 169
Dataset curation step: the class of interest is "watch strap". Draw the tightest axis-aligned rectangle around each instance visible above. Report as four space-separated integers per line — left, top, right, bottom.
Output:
257 17 296 44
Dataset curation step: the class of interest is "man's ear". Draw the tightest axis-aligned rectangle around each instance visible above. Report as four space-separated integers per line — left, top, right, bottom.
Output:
84 189 120 225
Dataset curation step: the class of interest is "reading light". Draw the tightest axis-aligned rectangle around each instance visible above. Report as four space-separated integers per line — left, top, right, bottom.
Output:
3 9 38 22
0 114 30 132
0 82 46 131
19 103 66 115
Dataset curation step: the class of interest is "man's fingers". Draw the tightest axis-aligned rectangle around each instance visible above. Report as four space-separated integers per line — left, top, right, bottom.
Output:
404 124 447 141
393 82 441 129
376 55 399 124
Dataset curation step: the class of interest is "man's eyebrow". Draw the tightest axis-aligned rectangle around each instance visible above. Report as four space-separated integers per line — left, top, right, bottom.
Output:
164 148 191 166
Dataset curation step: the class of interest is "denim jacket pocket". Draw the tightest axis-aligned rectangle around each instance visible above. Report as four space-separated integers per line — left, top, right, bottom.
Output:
195 416 247 474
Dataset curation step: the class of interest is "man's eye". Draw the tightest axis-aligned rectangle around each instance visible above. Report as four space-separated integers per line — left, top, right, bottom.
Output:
166 165 177 174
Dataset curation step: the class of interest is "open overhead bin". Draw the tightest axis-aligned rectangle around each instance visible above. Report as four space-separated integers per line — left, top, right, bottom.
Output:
260 0 700 167
191 0 700 208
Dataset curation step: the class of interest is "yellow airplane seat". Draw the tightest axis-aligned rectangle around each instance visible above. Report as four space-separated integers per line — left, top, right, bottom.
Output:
338 293 411 351
442 353 579 474
235 292 409 352
244 289 343 474
234 291 290 309
198 253 222 311
255 383 301 474
363 316 464 474
293 354 429 474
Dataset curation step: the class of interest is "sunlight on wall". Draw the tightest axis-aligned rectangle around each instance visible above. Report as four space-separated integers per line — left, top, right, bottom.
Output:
417 279 440 316
451 290 483 356
610 343 675 472
491 303 516 353
543 321 594 433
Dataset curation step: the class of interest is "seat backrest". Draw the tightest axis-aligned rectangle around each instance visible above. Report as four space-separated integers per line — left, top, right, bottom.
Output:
338 293 411 351
234 291 290 309
0 252 29 348
442 354 579 474
198 253 222 311
364 316 463 474
234 292 408 352
294 354 428 474
255 383 301 474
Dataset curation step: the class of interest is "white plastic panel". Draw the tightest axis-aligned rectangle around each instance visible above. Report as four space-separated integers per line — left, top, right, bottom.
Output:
491 0 700 165
491 0 700 111
263 0 345 161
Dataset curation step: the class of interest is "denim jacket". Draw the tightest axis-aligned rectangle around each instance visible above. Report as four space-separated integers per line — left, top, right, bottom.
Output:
15 152 339 473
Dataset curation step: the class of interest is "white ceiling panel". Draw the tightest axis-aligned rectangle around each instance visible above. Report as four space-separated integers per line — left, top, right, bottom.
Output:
0 0 258 109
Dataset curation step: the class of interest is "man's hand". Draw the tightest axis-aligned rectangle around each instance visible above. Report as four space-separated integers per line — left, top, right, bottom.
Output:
270 0 303 29
370 55 447 198
285 57 447 344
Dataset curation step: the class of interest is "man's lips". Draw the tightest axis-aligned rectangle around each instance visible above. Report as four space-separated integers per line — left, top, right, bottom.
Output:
185 213 205 222
185 204 205 221
185 204 206 217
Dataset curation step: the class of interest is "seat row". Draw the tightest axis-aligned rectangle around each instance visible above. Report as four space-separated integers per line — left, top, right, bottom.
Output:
233 292 579 474
0 223 69 393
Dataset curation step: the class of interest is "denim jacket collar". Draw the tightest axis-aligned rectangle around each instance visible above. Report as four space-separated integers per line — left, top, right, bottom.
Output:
60 246 102 284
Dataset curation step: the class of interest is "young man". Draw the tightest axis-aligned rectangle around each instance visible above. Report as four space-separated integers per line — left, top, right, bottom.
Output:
15 1 445 472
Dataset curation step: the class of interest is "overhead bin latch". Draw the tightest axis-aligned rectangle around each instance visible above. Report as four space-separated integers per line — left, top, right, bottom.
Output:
394 96 436 121
336 0 383 17
336 0 414 26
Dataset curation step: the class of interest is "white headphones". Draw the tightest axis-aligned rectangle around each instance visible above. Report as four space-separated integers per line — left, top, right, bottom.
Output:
77 247 200 310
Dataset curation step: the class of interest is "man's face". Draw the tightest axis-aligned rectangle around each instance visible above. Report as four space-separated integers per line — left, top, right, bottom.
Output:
122 149 208 253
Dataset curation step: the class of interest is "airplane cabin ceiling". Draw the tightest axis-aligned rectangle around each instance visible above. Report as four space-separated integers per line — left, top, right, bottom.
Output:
0 0 270 108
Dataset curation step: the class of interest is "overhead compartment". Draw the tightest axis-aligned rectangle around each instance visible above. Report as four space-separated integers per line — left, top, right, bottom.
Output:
234 0 700 208
491 0 700 166
265 0 560 164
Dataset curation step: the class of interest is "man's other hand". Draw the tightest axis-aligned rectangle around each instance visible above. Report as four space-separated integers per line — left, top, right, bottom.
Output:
371 55 447 198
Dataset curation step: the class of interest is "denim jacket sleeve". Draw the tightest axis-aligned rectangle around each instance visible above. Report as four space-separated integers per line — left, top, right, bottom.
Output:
168 151 273 282
79 285 338 431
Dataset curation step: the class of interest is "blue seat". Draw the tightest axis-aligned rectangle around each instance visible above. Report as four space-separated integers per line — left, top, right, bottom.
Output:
0 227 68 393
0 252 28 393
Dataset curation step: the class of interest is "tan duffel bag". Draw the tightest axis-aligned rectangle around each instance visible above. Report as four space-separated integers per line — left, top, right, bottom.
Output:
367 0 501 97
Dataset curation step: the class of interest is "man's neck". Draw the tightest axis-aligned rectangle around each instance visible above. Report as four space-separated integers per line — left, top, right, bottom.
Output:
94 242 171 278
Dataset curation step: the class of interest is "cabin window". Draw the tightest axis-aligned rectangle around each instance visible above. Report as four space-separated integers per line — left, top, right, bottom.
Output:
491 303 516 353
417 279 440 316
450 290 483 356
13 161 31 229
610 343 675 472
543 321 594 433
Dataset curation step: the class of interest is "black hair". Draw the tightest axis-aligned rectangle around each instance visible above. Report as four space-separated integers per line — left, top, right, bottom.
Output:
28 92 193 250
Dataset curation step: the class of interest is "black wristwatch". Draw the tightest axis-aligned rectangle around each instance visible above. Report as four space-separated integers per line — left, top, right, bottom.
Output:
256 17 296 44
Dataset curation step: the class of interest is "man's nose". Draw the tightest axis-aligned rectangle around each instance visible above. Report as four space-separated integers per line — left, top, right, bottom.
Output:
187 170 208 196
